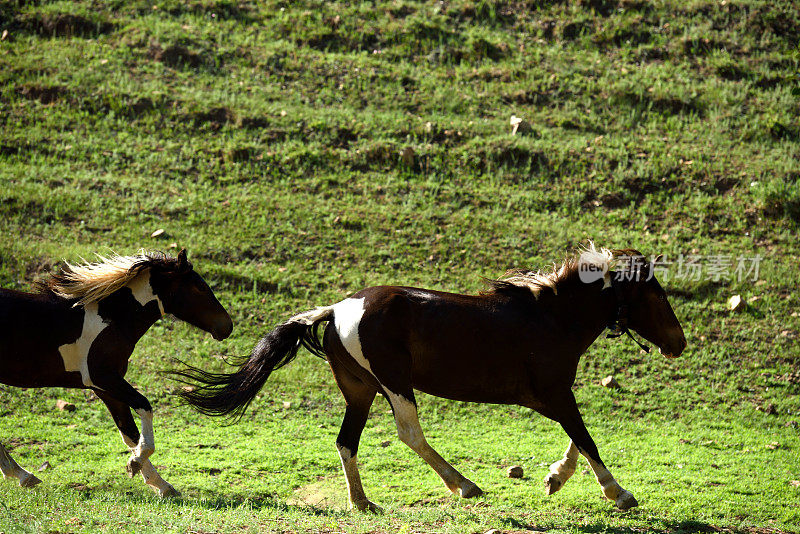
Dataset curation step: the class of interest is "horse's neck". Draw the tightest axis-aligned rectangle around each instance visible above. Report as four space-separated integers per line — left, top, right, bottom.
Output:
93 276 164 343
550 281 615 354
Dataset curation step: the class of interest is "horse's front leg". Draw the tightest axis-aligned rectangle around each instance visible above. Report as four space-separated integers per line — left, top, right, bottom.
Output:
548 391 638 510
0 441 41 488
90 375 156 478
95 391 178 498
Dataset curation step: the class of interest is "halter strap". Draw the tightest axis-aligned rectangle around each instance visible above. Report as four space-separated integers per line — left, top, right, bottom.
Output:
606 275 651 353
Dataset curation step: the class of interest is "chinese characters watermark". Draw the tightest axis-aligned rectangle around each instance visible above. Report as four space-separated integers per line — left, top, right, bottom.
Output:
580 253 763 283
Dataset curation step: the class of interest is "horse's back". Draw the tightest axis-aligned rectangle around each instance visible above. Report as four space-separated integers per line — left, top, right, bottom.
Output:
0 288 84 387
336 285 542 405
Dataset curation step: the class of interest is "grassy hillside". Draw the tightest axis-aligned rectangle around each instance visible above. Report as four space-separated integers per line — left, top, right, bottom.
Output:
1 1 799 533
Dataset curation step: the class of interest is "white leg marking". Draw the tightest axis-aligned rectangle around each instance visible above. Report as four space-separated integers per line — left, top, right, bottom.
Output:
119 431 176 497
139 460 178 497
336 444 381 512
133 409 155 459
127 409 155 477
545 441 578 495
57 302 107 387
127 272 164 315
332 298 376 376
584 454 638 509
0 442 41 488
385 391 481 498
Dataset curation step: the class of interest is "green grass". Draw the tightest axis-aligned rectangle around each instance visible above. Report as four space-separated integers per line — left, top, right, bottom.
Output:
1 0 799 532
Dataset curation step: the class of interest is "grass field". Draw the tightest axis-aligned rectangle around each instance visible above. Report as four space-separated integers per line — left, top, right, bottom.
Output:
1 0 799 532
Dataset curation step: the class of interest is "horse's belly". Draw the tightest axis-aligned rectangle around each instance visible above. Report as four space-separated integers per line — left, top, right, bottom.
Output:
410 356 532 405
0 345 83 388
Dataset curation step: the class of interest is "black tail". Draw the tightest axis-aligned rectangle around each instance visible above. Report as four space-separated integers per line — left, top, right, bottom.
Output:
172 312 330 421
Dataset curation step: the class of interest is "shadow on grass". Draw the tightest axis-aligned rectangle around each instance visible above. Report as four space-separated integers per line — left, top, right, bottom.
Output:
506 515 789 534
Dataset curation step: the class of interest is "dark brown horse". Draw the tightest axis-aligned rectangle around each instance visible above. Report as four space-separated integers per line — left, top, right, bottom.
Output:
177 246 685 511
0 249 232 497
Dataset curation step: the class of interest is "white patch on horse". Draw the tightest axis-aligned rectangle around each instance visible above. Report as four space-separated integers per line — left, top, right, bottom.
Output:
127 271 164 315
332 298 375 376
57 302 108 386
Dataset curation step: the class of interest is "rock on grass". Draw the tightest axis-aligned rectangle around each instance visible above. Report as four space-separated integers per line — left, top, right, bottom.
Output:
56 400 76 412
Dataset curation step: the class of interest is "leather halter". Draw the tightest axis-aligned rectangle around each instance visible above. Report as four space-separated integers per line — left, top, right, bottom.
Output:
606 274 651 353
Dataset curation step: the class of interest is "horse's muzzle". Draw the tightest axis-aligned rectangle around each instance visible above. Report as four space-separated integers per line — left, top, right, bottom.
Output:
659 333 687 359
211 317 234 341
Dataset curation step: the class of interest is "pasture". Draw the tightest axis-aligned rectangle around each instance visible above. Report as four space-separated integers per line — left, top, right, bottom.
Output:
0 1 799 532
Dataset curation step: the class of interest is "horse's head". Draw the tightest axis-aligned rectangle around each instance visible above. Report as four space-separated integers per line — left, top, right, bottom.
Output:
610 253 686 358
150 249 233 341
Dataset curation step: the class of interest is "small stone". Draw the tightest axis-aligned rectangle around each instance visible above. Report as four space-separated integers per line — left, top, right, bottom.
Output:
727 294 745 312
282 401 292 409
601 375 620 388
56 400 76 412
400 146 415 166
790 480 800 487
506 465 524 478
181 385 196 393
38 461 51 472
150 228 165 238
509 115 531 135
380 440 391 448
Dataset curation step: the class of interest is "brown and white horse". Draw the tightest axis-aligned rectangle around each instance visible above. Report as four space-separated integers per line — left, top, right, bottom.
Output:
0 249 232 497
177 246 685 511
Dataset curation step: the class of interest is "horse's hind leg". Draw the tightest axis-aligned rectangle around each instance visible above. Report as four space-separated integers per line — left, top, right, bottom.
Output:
331 367 381 512
97 392 178 498
384 389 482 499
0 441 41 488
544 441 578 495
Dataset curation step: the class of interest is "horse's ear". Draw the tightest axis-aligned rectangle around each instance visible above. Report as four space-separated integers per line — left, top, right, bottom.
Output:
177 249 189 271
644 254 663 281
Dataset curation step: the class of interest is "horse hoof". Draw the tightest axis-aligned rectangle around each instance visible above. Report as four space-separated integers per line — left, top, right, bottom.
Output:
20 473 42 488
352 500 384 514
615 490 639 510
544 473 563 495
159 485 181 499
459 481 483 499
126 458 142 478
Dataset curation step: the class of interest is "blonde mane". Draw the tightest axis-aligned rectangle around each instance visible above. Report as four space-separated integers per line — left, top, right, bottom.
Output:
491 243 616 298
42 251 169 306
